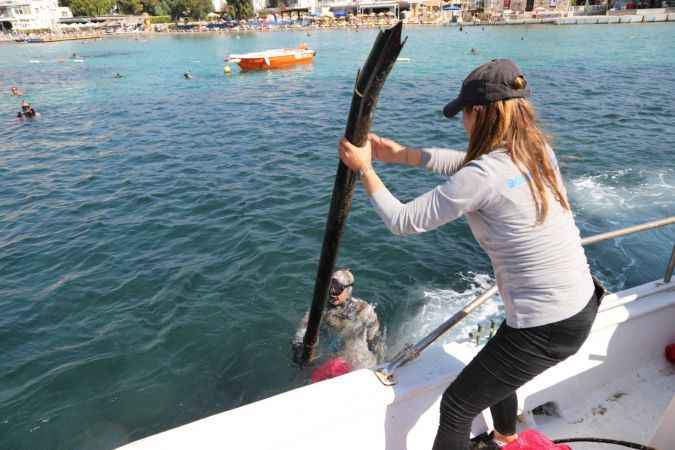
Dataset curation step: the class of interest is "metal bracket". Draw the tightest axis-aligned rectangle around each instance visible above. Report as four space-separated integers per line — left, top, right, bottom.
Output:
664 244 675 284
373 368 396 386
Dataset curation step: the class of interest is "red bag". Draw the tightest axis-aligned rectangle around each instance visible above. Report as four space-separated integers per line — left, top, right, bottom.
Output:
503 430 571 450
311 357 352 383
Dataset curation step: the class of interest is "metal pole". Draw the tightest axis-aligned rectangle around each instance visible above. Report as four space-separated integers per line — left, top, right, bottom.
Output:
375 215 675 384
374 285 498 385
580 216 675 246
664 244 675 284
297 22 406 366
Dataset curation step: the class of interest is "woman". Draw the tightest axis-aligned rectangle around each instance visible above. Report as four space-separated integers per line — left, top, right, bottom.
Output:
338 59 601 450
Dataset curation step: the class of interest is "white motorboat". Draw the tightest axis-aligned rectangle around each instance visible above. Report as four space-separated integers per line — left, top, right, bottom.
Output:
118 217 675 450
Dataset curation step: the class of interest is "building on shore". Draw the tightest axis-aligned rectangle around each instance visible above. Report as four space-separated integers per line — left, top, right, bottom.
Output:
0 0 71 32
479 0 577 17
254 0 411 16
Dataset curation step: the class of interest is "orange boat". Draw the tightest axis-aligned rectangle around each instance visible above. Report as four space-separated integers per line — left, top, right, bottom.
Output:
226 44 316 71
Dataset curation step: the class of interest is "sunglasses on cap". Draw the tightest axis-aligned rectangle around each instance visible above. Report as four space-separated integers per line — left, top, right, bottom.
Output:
329 278 353 297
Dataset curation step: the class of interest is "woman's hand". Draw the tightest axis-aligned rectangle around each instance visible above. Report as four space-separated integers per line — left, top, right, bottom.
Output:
338 137 372 172
369 133 406 164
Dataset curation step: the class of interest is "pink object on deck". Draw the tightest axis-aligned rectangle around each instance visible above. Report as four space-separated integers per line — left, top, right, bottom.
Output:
665 343 675 364
311 357 352 383
502 429 571 450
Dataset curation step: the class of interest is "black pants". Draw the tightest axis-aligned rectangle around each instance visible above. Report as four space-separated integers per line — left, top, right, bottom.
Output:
432 293 599 450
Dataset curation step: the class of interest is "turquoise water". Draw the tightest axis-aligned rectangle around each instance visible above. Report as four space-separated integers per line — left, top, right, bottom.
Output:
1 24 674 449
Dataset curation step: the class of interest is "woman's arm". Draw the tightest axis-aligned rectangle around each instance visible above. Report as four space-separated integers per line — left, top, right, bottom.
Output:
419 148 468 177
339 138 493 236
369 133 466 177
369 133 422 167
369 168 492 236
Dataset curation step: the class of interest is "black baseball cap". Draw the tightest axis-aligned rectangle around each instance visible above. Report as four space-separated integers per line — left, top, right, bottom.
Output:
443 59 531 118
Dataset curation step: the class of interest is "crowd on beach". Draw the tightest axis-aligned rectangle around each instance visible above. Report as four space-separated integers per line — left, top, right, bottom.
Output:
0 11 447 44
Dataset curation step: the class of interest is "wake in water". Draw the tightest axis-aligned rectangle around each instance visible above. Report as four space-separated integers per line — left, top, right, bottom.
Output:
568 168 674 219
387 273 504 358
563 168 674 291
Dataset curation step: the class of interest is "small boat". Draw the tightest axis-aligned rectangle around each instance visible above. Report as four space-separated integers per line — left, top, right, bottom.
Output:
225 44 315 71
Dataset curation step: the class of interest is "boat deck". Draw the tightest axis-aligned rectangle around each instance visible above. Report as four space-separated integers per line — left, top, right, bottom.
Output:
530 362 674 448
117 278 675 450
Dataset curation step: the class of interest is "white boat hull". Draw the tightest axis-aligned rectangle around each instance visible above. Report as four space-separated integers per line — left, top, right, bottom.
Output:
118 279 675 449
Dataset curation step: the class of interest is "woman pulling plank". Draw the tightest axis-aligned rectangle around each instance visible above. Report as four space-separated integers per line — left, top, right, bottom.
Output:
338 59 602 450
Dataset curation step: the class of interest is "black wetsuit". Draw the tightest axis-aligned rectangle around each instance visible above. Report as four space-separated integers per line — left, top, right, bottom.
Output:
17 108 36 118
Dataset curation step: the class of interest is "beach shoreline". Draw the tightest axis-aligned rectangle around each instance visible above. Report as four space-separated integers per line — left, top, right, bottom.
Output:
1 7 674 45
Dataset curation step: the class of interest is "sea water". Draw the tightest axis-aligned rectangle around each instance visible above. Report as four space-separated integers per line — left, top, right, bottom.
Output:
1 24 674 449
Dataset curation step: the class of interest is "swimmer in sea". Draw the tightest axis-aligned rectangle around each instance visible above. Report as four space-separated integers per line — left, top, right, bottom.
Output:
113 73 124 79
17 100 38 118
292 269 384 370
10 86 23 96
184 71 193 79
470 48 478 55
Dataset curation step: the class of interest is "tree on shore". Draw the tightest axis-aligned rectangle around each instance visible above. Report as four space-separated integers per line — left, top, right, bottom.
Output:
161 0 213 21
140 0 162 15
228 0 253 19
267 0 288 8
68 0 115 16
117 0 143 14
186 0 213 20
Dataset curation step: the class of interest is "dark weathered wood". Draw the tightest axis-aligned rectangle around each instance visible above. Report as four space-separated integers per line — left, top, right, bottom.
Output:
297 22 406 365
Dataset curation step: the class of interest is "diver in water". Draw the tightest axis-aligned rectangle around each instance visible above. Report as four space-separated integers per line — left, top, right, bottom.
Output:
292 269 384 370
17 100 37 118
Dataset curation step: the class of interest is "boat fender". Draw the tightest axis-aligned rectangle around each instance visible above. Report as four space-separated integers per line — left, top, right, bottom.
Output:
502 430 571 450
224 65 232 75
666 343 675 364
311 357 351 383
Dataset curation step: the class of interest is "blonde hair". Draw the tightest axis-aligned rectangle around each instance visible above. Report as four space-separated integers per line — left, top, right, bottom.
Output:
463 97 570 223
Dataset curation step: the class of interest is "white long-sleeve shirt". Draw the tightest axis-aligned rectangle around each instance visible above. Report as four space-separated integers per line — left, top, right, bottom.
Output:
370 147 594 328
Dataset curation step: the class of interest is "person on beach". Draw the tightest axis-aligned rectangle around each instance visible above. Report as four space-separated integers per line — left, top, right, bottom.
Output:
338 59 603 450
292 269 384 370
17 100 38 118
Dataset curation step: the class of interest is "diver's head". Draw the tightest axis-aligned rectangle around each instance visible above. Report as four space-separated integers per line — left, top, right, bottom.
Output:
21 101 30 111
328 268 354 307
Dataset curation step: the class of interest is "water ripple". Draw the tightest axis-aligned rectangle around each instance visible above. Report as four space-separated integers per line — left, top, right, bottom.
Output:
1 25 674 450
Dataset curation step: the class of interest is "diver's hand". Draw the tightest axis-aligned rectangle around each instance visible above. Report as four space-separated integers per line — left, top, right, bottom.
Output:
292 341 304 365
339 137 372 172
369 133 406 165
